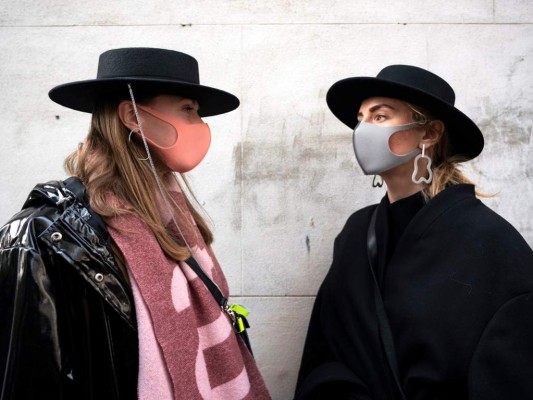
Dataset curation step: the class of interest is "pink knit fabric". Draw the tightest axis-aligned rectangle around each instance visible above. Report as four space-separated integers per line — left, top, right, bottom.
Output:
129 274 174 400
106 185 271 400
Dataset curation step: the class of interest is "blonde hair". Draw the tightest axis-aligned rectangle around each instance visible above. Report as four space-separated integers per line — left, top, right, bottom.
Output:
406 103 480 201
64 99 213 265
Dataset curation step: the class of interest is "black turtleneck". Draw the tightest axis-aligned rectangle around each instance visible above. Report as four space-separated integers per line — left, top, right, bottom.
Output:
375 190 425 287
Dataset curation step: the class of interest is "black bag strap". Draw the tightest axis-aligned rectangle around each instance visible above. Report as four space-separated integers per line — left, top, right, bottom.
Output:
367 207 407 400
186 256 227 307
185 256 253 355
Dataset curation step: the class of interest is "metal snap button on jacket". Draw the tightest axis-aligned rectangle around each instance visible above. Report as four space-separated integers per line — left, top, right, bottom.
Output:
51 232 62 242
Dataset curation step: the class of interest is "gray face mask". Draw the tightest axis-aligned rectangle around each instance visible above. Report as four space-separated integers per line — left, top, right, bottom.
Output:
352 121 422 175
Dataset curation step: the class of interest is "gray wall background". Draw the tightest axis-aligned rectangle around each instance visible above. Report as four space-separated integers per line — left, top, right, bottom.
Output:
1 1 532 399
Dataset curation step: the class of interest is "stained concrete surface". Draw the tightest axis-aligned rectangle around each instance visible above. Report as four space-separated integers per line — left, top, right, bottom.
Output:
1 2 532 399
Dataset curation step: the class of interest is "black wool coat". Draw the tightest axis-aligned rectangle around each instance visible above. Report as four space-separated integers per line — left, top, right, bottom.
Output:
295 184 533 400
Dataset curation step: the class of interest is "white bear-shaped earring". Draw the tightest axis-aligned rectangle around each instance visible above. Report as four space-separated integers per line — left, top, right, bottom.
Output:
411 144 433 184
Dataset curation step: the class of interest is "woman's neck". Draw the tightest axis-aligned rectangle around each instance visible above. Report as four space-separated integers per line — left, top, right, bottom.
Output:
381 162 425 203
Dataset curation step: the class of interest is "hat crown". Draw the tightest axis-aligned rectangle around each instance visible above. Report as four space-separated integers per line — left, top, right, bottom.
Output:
377 65 455 106
96 47 200 84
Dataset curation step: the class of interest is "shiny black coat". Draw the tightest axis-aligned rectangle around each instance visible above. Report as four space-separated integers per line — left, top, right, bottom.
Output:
0 179 138 399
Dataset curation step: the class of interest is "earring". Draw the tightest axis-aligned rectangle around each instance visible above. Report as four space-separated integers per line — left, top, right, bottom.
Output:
128 128 139 142
372 175 383 188
411 144 433 184
128 128 149 161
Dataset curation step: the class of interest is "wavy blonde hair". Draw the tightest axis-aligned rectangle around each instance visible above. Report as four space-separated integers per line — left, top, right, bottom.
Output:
406 102 482 201
64 99 213 265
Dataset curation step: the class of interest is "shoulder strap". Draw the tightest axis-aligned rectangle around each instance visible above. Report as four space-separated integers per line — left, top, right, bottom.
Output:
185 256 227 307
185 256 253 355
367 207 407 400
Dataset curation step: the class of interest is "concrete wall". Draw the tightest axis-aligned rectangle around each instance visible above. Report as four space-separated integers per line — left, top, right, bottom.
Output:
1 1 532 398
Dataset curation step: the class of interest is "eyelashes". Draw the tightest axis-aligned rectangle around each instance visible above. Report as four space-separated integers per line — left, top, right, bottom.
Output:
357 114 389 122
182 102 200 114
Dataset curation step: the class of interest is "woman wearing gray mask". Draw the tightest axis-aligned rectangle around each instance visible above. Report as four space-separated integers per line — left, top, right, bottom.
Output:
295 65 533 399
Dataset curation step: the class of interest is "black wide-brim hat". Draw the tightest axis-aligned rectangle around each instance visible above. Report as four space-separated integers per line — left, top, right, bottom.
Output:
326 65 484 160
49 47 239 117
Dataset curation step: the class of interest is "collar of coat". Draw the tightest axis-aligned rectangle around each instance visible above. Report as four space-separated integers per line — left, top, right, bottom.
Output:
21 178 137 329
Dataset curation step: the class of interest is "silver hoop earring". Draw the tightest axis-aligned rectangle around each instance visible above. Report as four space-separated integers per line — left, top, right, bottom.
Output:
411 144 433 184
372 175 383 188
128 128 139 142
128 128 149 161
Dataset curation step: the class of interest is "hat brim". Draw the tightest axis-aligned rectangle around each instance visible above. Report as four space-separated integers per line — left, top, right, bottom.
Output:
49 77 239 117
326 77 484 160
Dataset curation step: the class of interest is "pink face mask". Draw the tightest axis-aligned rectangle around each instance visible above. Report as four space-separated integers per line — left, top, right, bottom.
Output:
135 104 211 173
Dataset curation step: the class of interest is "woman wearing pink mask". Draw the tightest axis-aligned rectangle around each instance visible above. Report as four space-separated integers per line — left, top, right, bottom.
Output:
0 48 270 400
295 65 533 399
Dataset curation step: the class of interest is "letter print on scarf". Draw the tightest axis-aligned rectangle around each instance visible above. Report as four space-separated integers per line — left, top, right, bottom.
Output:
108 179 271 400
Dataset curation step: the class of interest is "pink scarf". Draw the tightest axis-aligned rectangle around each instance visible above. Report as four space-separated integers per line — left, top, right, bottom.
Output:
106 186 270 400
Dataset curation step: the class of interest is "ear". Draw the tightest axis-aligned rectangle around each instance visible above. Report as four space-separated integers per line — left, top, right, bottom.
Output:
118 100 139 131
419 120 444 150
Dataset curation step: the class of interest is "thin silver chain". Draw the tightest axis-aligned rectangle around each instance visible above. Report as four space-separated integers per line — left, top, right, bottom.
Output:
126 83 225 296
126 83 196 258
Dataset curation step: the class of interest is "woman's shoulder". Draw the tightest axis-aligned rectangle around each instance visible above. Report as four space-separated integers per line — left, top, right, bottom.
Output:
468 200 533 258
1 181 62 240
423 185 533 286
430 184 530 245
336 203 378 240
11 179 82 215
0 178 94 250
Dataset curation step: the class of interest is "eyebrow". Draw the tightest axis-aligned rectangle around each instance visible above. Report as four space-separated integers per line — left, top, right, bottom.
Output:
357 103 396 118
178 98 200 109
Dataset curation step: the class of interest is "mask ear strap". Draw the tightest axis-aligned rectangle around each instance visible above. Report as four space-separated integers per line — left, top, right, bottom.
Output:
128 128 149 161
137 103 205 128
136 104 173 123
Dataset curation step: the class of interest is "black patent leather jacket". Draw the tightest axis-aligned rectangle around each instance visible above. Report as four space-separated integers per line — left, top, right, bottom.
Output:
0 178 138 399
